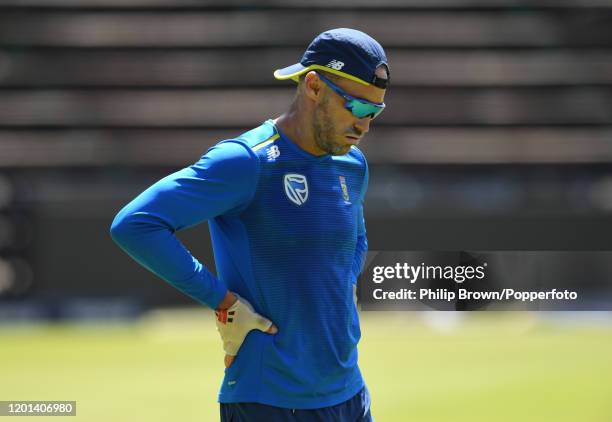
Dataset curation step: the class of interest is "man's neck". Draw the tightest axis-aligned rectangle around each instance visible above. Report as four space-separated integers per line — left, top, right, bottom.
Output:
274 111 326 156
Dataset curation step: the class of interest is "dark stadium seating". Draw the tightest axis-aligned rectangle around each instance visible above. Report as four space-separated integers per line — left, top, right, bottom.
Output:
1 0 611 305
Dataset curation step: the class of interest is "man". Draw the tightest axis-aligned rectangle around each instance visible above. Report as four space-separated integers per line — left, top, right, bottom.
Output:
110 28 389 422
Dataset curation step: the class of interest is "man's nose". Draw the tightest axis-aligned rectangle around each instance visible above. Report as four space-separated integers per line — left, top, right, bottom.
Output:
354 117 371 135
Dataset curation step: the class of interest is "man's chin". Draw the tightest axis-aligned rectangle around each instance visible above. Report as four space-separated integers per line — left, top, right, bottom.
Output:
316 138 353 156
329 145 353 156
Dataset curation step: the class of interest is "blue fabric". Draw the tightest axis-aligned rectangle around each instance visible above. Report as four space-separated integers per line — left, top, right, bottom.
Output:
110 120 369 409
275 28 389 87
220 386 374 422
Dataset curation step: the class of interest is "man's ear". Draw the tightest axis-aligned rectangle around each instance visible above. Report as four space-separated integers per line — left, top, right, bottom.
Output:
303 71 322 102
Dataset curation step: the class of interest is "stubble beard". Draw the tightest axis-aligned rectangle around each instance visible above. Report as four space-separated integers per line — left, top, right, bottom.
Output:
313 95 351 156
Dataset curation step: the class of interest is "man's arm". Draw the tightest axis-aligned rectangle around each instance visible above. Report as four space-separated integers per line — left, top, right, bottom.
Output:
351 159 369 285
109 141 258 309
351 233 368 285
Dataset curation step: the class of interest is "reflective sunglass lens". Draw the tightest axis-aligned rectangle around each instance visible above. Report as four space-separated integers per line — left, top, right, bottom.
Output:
349 101 384 119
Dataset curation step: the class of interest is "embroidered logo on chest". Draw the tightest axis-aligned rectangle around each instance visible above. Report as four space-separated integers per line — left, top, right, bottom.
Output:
266 145 280 161
284 173 309 206
339 175 351 204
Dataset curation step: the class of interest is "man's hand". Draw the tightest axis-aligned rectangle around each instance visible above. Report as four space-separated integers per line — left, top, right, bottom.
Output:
215 292 278 368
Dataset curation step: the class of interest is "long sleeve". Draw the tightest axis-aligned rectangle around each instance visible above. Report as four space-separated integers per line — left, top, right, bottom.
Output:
351 233 368 284
351 159 369 283
109 140 259 309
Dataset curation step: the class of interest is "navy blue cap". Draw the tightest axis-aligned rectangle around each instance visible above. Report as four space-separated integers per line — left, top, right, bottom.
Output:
274 28 389 89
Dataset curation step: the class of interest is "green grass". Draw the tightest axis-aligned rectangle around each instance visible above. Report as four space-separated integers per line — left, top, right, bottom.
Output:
1 311 611 421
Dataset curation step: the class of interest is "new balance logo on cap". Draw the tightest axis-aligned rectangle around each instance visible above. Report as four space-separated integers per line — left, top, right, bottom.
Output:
326 60 345 70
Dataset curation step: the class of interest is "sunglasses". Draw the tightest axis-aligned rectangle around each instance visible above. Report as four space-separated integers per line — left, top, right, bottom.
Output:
316 72 386 120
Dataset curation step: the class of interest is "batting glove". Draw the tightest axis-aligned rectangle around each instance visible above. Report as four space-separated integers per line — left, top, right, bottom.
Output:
215 294 276 356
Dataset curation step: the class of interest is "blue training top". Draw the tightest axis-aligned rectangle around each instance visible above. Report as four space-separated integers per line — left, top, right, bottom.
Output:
110 119 369 409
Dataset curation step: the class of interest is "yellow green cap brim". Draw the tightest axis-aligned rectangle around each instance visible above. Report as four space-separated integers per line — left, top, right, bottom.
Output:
273 63 371 86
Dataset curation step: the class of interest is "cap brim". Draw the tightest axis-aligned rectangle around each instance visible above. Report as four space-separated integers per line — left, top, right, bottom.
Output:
273 63 309 82
274 63 372 86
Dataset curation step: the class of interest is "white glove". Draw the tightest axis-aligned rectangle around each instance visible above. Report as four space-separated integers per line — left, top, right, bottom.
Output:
215 294 276 356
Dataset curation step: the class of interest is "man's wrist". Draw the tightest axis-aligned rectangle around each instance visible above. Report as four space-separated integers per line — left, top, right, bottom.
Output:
216 291 238 310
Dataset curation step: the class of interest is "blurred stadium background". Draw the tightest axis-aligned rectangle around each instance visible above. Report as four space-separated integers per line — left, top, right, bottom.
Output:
0 0 611 420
